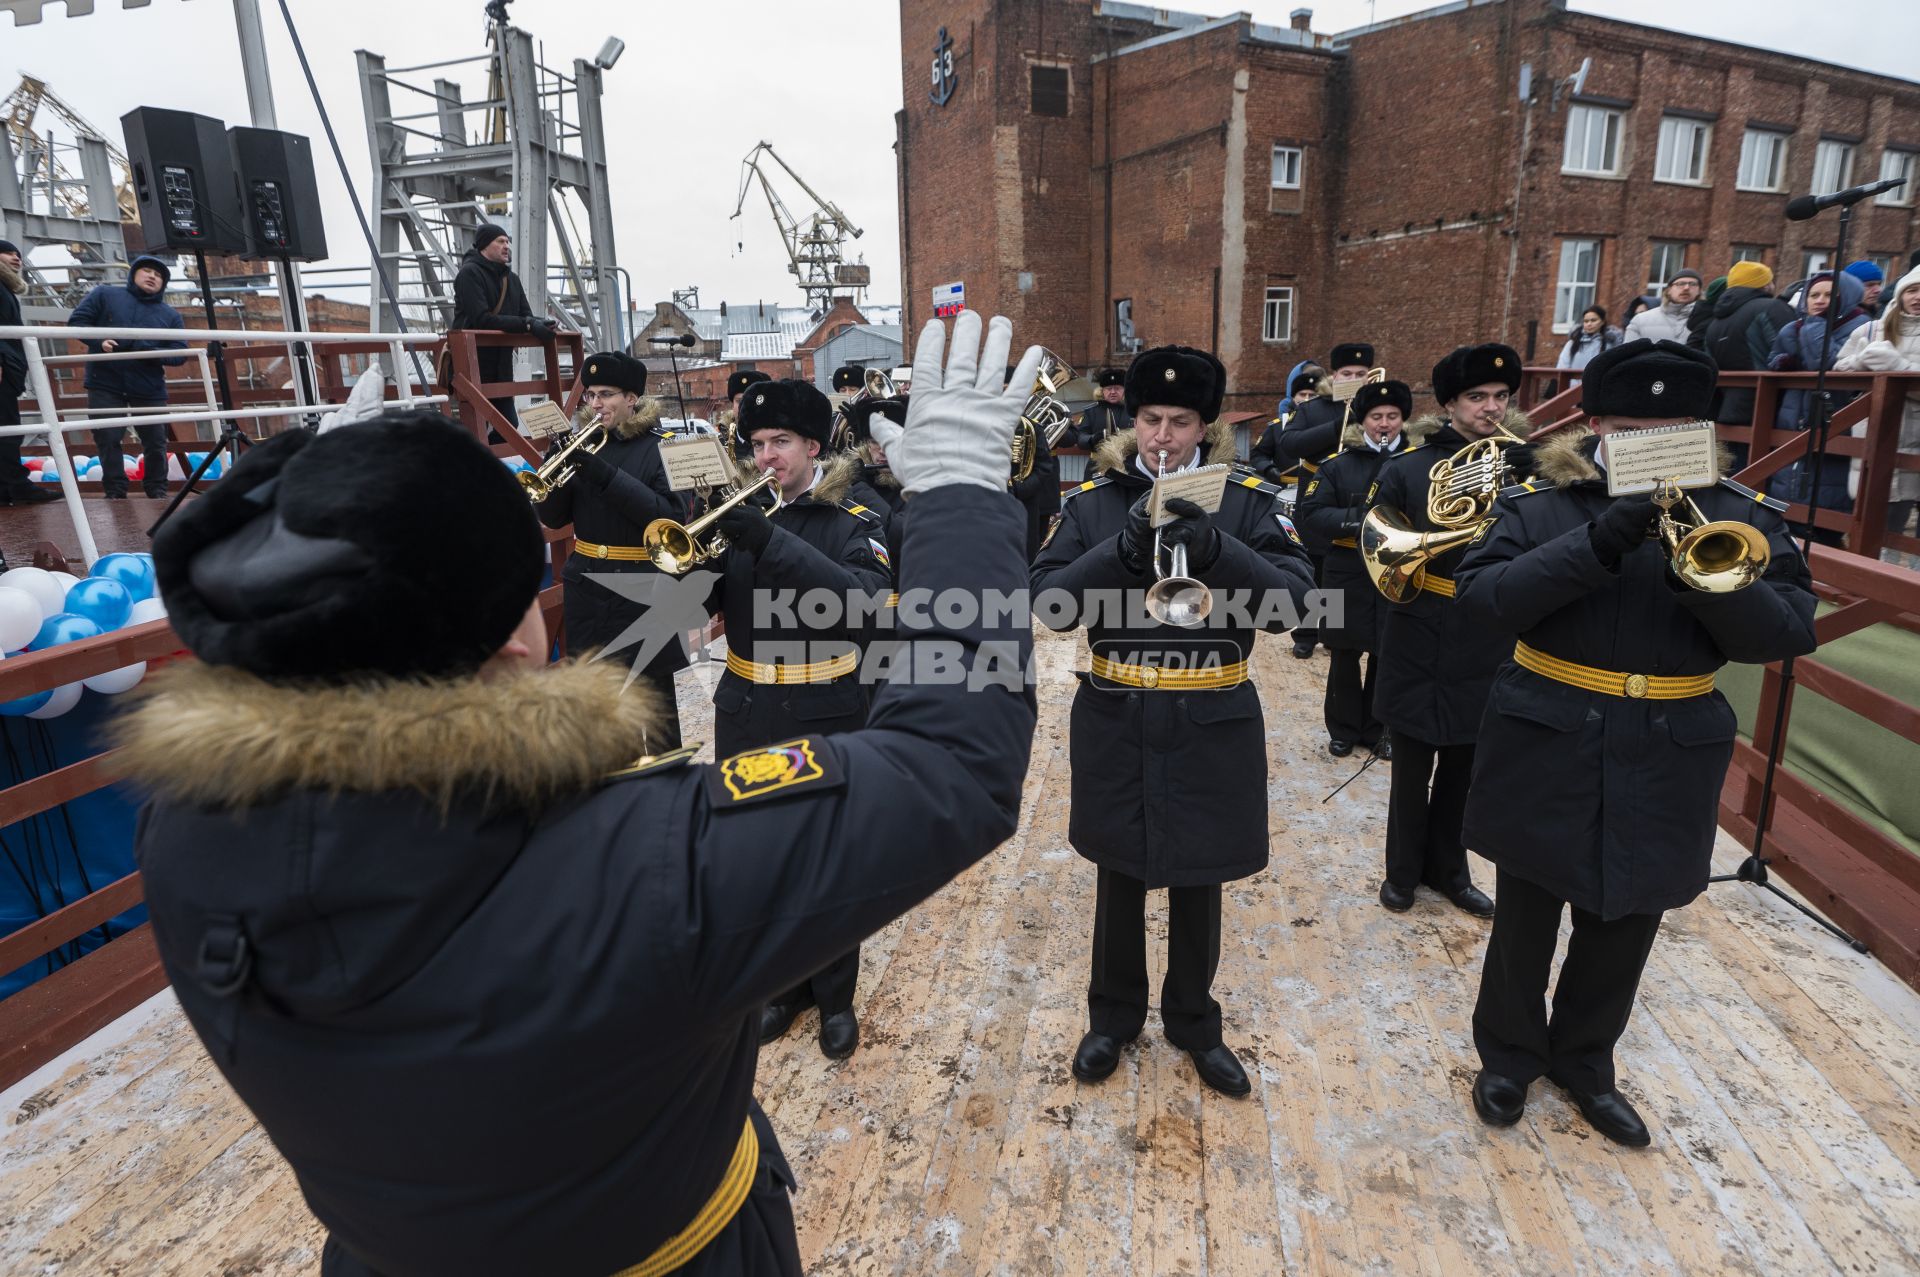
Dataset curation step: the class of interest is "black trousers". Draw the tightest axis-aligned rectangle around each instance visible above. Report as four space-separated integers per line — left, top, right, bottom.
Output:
0 391 32 495
1087 867 1222 1051
1323 648 1382 745
1473 868 1664 1094
1383 731 1475 893
769 946 861 1018
88 388 170 496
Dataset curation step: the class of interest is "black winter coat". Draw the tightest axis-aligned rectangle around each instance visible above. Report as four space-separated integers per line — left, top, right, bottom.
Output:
1030 425 1315 887
0 268 25 400
450 249 536 385
1368 416 1527 746
1073 401 1132 451
1701 287 1796 425
1295 433 1404 649
1455 430 1817 917
1250 395 1344 483
126 485 1034 1277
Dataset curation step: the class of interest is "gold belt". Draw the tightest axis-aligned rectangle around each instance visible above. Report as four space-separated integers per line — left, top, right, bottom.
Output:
1088 655 1249 690
573 539 651 562
1332 537 1358 549
612 1118 758 1276
885 592 900 608
1415 570 1455 598
1513 641 1715 700
725 649 858 685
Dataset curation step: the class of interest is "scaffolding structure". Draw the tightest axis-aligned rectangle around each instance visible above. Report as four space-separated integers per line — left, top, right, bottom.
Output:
0 75 137 319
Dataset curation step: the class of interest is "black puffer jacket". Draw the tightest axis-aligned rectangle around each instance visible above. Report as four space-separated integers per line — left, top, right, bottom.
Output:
1701 286 1796 424
450 249 536 385
1294 424 1404 649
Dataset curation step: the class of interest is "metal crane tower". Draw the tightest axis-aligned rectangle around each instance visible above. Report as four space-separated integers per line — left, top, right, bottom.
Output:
730 141 868 313
1 74 139 316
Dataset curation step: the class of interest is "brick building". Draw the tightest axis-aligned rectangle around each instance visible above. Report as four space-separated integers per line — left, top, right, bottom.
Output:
897 0 1920 415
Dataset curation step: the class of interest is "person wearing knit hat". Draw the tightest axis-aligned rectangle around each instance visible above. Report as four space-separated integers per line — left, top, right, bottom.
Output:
66 254 187 498
1698 263 1796 467
450 221 553 436
1843 259 1887 316
1624 267 1703 344
1726 260 1772 291
0 237 55 506
113 312 1045 1276
1453 339 1815 1148
1835 261 1920 547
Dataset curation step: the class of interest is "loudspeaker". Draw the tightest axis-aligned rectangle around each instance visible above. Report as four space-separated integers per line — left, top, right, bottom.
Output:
228 127 329 263
120 107 245 255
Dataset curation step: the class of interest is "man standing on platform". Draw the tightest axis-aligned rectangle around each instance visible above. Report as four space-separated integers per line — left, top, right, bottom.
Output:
1032 345 1314 1096
0 240 54 506
1457 339 1815 1147
68 254 186 499
449 224 555 435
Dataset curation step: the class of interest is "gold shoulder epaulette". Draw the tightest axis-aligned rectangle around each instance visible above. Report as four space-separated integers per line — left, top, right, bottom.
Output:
1719 477 1789 512
1499 480 1550 499
1064 474 1116 500
1229 466 1285 498
837 498 884 526
650 425 677 441
606 744 699 780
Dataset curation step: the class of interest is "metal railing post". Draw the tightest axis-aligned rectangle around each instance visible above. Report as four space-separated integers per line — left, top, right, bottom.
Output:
22 338 100 567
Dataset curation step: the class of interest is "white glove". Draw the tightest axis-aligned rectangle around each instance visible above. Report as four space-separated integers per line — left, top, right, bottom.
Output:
870 310 1044 494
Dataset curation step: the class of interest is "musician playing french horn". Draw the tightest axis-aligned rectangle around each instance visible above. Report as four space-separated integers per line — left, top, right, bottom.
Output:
536 351 692 747
1030 345 1314 1098
1455 339 1815 1148
1367 343 1533 920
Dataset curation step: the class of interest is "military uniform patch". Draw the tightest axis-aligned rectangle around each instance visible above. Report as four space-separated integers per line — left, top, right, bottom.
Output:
1469 515 1498 546
710 738 843 806
1304 478 1320 498
1040 512 1063 550
1275 512 1304 545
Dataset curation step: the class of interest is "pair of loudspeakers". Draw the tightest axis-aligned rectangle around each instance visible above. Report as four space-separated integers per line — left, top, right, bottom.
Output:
120 107 329 263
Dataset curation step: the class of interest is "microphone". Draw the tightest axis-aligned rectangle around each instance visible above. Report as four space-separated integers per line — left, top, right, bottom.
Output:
647 332 696 347
1786 177 1907 220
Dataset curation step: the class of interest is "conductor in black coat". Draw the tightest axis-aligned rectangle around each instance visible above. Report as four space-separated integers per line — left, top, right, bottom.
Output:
1456 340 1816 1148
1032 345 1315 1097
1294 379 1409 756
449 224 555 434
536 352 690 750
1369 343 1532 918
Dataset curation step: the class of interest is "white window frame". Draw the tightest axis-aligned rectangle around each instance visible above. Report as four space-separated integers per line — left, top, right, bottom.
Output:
1562 104 1624 177
1262 286 1294 343
1737 128 1789 192
1812 140 1856 197
1553 239 1602 334
1270 145 1303 191
1803 250 1831 278
1655 116 1712 185
1877 149 1916 206
1648 241 1689 294
1731 245 1768 265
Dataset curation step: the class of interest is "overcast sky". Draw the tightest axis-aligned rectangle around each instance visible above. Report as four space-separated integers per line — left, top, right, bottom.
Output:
7 0 1915 320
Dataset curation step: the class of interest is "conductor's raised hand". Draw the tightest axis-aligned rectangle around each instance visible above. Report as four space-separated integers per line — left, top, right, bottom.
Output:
869 309 1044 494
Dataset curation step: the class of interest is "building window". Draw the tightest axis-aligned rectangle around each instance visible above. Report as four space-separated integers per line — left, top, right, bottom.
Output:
1562 104 1623 177
1869 254 1899 283
1270 145 1302 190
1554 238 1601 332
1648 241 1690 292
1812 140 1855 196
1655 116 1712 185
1737 128 1789 192
1262 286 1294 343
1803 250 1831 278
1732 244 1769 265
1030 65 1069 117
1877 149 1916 205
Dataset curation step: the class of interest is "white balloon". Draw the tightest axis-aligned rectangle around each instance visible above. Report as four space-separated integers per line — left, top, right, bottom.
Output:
127 597 169 625
83 661 146 694
0 587 41 651
166 455 186 480
26 682 84 719
48 571 81 595
0 568 64 619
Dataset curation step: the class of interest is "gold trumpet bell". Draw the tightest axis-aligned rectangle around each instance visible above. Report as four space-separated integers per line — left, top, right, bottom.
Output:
1666 518 1771 593
642 470 782 574
1359 505 1484 603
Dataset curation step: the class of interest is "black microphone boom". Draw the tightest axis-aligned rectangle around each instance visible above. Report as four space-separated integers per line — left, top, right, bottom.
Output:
647 332 697 347
1786 177 1907 220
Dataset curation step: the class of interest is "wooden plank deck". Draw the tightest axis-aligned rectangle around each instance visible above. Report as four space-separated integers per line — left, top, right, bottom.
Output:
4 627 1919 1275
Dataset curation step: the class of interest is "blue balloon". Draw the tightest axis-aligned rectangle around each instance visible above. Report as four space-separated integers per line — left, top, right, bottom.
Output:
65 577 133 631
30 612 104 650
0 688 53 716
88 552 157 603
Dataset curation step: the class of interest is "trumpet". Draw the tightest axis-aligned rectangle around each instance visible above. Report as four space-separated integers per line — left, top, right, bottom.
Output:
1144 449 1213 628
1012 351 1099 482
643 471 784 574
519 415 607 502
1653 478 1770 593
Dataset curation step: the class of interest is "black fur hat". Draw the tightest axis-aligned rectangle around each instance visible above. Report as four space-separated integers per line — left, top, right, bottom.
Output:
738 378 835 445
580 351 646 396
831 365 864 393
1124 345 1227 421
1329 342 1375 371
1431 342 1521 405
727 368 771 400
1289 367 1324 398
1094 367 1126 388
1352 379 1413 420
153 412 544 683
846 395 908 446
1580 339 1716 419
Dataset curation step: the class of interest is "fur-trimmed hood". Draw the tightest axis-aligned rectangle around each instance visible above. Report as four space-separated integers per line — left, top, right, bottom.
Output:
1529 423 1738 490
728 448 862 505
575 394 665 441
113 658 664 810
1403 406 1534 449
1092 416 1239 478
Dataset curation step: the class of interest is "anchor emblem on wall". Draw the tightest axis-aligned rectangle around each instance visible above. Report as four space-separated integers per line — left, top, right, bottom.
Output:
930 27 956 107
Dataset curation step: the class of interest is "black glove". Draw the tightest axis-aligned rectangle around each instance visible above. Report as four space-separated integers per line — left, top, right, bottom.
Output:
529 318 557 340
1160 497 1221 570
1588 494 1660 569
578 450 616 490
1118 490 1155 574
714 502 774 557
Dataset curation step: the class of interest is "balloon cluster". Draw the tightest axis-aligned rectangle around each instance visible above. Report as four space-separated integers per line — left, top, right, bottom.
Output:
0 553 165 718
500 455 535 476
26 455 203 483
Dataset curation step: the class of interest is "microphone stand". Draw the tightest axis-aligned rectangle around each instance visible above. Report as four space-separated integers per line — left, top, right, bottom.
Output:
649 335 695 432
1708 200 1866 952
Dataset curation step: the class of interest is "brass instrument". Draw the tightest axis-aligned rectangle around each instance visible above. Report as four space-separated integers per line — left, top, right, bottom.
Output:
1144 449 1213 628
519 415 607 502
1359 508 1485 603
1336 366 1388 433
1360 422 1527 602
1011 351 1098 482
1653 478 1770 592
643 471 784 574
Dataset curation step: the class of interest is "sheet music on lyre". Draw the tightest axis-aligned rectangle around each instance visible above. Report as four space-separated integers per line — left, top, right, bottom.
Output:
1601 421 1721 497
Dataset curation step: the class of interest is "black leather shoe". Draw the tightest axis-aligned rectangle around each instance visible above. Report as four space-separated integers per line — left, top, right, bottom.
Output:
1555 1082 1651 1147
1291 639 1315 658
1186 1044 1252 1097
819 1010 859 1059
1472 1069 1527 1126
758 1001 805 1044
1378 881 1416 912
1447 885 1496 918
1071 1030 1128 1083
3 487 58 505
1371 737 1393 761
1328 739 1354 758
103 490 128 500
144 486 170 499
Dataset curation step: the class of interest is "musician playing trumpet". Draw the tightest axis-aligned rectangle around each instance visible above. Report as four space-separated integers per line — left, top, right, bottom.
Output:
1456 340 1815 1147
1030 346 1314 1097
537 351 692 747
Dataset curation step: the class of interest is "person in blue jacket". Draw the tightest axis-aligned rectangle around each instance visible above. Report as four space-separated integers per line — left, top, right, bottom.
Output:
68 254 186 498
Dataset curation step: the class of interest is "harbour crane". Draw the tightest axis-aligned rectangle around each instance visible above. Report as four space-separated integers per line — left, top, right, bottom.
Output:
730 140 868 313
